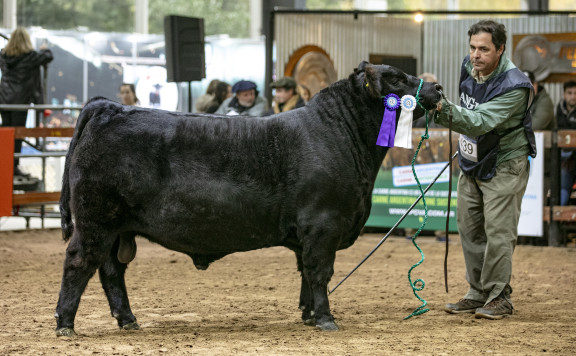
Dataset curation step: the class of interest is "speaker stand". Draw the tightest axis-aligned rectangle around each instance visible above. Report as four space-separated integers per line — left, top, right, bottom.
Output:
187 81 192 113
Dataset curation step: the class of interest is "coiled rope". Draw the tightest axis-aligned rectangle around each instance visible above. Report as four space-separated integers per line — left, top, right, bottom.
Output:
404 80 431 320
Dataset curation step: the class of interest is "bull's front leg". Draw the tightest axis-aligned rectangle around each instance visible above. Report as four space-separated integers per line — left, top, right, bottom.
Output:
300 232 339 331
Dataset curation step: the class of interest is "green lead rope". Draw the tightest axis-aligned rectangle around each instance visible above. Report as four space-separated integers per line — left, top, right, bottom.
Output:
404 80 430 320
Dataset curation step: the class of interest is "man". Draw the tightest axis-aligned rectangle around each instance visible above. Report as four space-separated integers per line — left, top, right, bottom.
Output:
522 70 555 130
215 80 268 116
434 20 535 319
264 77 305 116
556 81 576 205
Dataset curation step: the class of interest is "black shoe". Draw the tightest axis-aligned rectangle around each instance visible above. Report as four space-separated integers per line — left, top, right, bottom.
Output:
445 298 484 314
474 296 513 320
14 166 31 178
13 175 39 191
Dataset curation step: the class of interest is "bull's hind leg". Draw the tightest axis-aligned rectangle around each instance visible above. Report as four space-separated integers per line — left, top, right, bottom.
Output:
55 227 117 337
295 252 315 326
98 235 139 331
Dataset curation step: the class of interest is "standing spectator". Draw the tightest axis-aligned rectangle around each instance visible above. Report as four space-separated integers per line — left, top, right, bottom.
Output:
264 77 305 116
0 27 53 180
205 81 232 114
435 20 535 319
196 79 220 113
556 80 576 205
118 83 140 106
522 70 555 130
520 71 555 223
215 80 268 116
418 72 437 83
149 84 161 108
298 84 311 103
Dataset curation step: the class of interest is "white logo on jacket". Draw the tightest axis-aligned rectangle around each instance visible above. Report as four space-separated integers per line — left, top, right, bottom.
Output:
460 92 479 110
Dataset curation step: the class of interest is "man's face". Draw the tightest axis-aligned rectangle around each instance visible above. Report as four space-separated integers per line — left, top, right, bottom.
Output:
274 87 294 105
236 89 255 107
565 86 576 110
469 31 503 77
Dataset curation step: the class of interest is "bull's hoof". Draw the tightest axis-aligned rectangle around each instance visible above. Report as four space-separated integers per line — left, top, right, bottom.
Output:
303 318 316 326
55 327 77 337
122 322 140 330
316 320 339 331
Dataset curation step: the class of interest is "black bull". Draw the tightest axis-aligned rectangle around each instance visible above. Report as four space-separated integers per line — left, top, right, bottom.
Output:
55 61 442 336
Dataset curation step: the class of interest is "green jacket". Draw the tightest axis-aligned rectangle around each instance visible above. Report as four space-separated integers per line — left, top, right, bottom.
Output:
434 54 532 165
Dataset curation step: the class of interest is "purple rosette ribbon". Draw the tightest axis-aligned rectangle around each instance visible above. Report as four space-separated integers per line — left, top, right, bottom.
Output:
376 93 400 147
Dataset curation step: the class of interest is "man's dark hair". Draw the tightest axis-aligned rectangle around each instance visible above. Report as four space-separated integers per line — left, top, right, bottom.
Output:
468 20 507 52
564 80 576 92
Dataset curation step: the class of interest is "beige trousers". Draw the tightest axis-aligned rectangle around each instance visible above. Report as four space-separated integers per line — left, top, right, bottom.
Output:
457 155 530 305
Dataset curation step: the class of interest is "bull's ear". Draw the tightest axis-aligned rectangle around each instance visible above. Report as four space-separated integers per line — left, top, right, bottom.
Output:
363 65 381 98
357 61 370 72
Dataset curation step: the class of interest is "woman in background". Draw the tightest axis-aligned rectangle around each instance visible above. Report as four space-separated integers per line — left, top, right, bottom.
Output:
206 81 232 114
0 27 53 179
119 83 140 106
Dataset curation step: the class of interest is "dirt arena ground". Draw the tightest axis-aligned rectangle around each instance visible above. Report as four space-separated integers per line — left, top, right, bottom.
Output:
1 228 575 355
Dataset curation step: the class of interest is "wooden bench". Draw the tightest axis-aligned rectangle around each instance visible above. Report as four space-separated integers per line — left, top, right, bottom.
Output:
13 191 61 206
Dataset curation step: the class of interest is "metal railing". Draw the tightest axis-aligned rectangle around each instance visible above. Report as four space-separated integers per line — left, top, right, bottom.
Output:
1 104 80 228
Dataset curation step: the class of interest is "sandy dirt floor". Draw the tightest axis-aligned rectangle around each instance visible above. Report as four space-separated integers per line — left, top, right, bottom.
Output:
0 228 575 355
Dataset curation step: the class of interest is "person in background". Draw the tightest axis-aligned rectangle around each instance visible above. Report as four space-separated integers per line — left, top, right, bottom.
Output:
418 72 437 83
119 83 139 106
297 84 311 104
149 84 161 108
519 71 555 227
215 80 268 116
196 79 220 113
522 70 555 130
435 20 535 320
0 27 53 182
205 81 232 114
264 77 305 116
556 80 576 206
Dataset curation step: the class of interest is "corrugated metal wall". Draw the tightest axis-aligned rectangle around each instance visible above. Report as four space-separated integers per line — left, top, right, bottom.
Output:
275 14 421 81
276 13 575 107
423 15 576 105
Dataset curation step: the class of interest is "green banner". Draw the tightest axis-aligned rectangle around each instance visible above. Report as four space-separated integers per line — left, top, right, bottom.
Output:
366 129 459 232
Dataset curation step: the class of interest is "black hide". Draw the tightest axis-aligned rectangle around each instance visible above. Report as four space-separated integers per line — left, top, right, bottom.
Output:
54 61 442 336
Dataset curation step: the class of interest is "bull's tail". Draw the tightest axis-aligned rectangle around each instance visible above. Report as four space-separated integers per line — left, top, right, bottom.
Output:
60 97 110 241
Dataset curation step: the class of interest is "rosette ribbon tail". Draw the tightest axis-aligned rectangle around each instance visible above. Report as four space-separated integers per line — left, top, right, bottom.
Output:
376 93 400 147
394 95 417 149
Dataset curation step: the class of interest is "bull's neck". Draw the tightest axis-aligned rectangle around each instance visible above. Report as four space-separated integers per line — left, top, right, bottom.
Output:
310 80 389 177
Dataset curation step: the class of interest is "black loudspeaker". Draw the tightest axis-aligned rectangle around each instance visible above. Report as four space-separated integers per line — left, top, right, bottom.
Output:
164 15 205 82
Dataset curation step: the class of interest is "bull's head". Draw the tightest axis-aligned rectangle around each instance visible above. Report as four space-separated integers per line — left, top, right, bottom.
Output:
353 61 443 117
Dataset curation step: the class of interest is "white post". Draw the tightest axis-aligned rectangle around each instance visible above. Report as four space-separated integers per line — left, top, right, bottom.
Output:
250 0 262 38
3 0 17 30
447 0 458 19
135 0 149 34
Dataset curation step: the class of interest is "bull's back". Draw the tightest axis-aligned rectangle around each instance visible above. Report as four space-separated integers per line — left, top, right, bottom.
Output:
69 102 302 253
